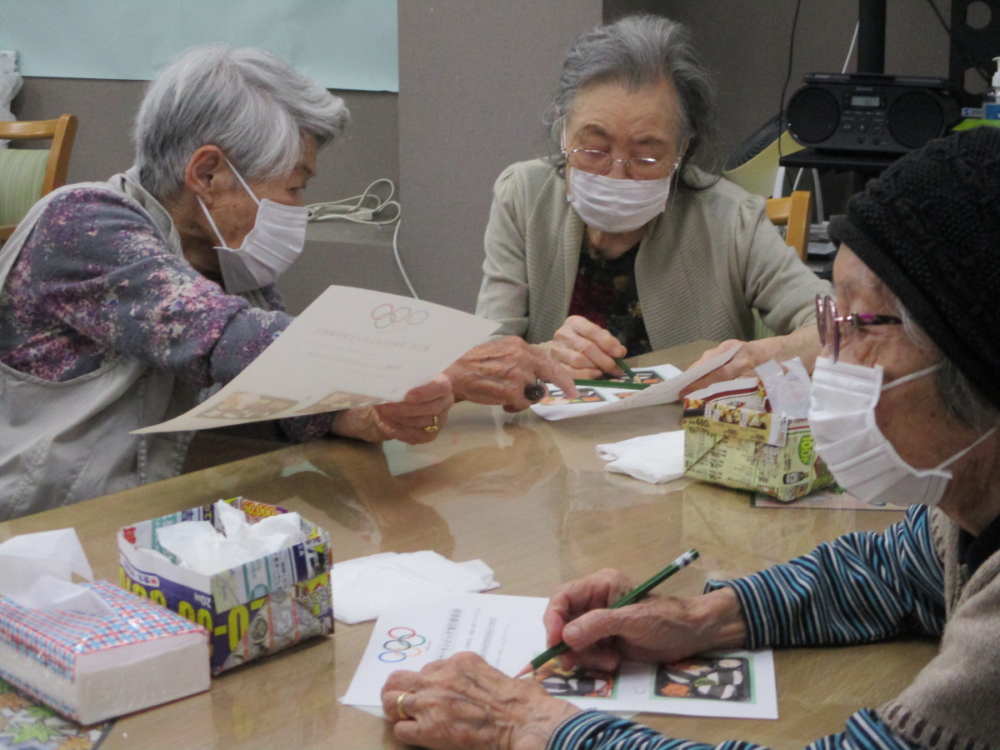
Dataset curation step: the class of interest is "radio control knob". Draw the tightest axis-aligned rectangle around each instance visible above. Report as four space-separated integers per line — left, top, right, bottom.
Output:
859 123 868 133
857 137 866 145
842 122 853 132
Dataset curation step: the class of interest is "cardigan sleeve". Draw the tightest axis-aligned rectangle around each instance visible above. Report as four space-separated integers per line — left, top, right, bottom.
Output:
475 164 531 337
730 191 832 336
704 506 946 648
546 709 924 750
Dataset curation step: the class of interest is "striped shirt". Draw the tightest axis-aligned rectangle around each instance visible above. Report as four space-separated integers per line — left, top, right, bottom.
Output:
547 506 941 750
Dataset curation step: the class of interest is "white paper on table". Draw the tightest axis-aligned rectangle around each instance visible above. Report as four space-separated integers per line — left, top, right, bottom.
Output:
341 592 777 720
530 347 738 421
135 286 499 433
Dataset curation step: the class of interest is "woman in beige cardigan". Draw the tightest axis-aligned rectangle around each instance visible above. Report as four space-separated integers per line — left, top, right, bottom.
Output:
447 15 829 404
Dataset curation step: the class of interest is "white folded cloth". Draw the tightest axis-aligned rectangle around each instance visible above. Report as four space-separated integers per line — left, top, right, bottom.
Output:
332 551 499 624
597 430 687 484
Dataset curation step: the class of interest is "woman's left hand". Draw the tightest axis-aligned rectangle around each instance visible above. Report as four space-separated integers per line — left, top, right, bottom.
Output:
381 652 579 750
331 374 454 444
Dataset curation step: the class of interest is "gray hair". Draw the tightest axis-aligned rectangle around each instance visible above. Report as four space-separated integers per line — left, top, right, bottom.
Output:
134 44 349 200
546 14 719 184
883 287 1000 431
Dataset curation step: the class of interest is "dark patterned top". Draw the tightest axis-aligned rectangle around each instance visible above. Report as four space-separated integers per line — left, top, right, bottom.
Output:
566 241 651 357
0 187 333 442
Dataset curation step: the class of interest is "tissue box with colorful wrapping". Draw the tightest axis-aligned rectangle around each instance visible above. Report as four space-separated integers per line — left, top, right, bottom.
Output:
682 377 834 502
118 497 333 675
0 580 209 725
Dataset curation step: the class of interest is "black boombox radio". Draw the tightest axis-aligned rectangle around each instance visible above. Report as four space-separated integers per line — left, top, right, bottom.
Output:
786 73 962 154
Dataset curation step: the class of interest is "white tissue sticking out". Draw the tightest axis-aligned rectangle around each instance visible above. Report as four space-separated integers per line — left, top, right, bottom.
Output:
155 501 306 576
331 551 499 624
755 357 811 419
0 529 113 616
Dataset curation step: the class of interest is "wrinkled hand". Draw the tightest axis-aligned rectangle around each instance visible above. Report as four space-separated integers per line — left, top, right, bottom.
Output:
381 652 579 750
678 325 821 399
447 337 578 412
542 569 747 672
538 316 627 380
331 374 453 444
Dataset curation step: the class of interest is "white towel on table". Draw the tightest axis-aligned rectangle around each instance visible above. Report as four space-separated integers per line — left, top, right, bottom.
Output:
597 430 687 484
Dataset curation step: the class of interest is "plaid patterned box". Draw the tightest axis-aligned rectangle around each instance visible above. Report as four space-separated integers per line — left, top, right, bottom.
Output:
0 580 210 724
118 497 334 675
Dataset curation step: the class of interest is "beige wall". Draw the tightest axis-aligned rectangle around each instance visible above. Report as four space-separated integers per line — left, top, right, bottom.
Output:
397 0 603 311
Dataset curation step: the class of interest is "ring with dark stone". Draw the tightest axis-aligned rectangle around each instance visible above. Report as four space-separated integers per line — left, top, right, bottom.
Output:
523 380 546 402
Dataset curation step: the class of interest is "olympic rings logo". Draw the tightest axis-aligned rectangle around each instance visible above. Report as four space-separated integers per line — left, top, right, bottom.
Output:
378 626 427 663
372 304 429 331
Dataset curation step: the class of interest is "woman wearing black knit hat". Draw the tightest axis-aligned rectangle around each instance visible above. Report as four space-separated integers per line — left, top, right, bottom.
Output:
375 127 1000 750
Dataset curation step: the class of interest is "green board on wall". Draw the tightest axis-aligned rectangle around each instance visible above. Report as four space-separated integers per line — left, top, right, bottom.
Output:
0 0 398 91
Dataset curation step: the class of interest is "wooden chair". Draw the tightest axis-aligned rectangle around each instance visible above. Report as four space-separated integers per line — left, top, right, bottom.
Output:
765 190 813 262
0 114 78 242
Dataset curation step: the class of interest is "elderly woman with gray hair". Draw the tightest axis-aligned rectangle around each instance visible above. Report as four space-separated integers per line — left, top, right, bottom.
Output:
0 45 453 520
381 126 1000 750
448 14 829 404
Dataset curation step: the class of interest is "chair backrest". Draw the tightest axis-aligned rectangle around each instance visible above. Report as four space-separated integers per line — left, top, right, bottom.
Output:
765 190 813 262
0 114 78 241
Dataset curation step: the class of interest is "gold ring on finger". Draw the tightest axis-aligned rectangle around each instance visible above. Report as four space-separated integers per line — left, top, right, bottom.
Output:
422 415 440 434
397 691 414 720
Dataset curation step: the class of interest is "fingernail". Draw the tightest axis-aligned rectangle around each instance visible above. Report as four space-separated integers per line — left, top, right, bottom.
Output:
564 624 580 643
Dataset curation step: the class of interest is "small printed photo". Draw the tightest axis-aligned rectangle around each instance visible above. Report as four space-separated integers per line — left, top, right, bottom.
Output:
541 387 607 406
613 391 638 400
607 368 664 386
532 659 617 698
655 656 750 702
197 392 298 420
295 391 377 415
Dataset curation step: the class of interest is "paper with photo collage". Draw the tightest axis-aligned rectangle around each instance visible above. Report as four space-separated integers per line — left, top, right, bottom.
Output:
135 286 499 433
530 347 738 421
341 592 776 720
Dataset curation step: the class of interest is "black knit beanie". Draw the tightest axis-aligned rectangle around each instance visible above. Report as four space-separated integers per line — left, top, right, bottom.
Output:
828 126 1000 412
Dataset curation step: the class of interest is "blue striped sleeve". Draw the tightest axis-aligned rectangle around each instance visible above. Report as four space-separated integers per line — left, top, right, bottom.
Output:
705 506 946 648
546 709 924 750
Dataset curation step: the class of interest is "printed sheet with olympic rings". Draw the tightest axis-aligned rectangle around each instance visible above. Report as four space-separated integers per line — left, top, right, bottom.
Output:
341 592 778 720
136 286 499 434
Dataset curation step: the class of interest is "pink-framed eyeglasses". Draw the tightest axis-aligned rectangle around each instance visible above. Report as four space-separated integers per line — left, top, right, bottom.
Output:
815 295 903 362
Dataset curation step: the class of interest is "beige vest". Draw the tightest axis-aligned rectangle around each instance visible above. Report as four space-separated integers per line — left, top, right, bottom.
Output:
0 169 254 519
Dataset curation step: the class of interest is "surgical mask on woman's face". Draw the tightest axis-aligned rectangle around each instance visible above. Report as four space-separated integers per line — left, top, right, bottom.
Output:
566 168 675 233
197 160 308 294
808 356 996 507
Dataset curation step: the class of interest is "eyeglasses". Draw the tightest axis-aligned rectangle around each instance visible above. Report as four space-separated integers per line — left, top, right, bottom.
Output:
815 295 903 362
564 148 675 180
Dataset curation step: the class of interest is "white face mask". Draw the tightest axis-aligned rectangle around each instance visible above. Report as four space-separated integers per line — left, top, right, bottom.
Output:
808 356 996 507
566 168 674 233
197 160 308 294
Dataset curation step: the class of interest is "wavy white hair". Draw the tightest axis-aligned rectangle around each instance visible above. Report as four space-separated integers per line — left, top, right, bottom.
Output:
134 44 349 199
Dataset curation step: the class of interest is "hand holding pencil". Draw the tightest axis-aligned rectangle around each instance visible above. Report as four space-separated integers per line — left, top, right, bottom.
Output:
520 550 746 677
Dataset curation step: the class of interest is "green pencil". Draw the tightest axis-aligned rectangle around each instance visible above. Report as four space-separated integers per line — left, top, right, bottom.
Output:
614 357 636 378
573 379 649 391
521 549 700 675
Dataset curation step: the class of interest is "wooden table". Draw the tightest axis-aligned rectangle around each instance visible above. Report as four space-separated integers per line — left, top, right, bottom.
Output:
0 341 938 750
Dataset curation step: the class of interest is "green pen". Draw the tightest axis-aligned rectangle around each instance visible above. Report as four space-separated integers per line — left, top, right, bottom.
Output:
519 549 700 676
614 357 636 378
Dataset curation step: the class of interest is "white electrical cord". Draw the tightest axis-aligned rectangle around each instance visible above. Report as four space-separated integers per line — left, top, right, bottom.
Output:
843 22 859 74
307 179 420 299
